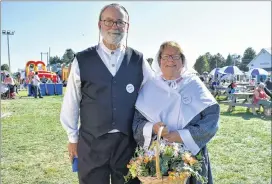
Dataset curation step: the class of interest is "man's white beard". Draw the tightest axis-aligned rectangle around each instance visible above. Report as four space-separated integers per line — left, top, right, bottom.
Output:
101 30 125 46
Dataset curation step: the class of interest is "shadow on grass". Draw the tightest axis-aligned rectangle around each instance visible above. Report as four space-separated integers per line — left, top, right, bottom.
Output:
34 182 57 184
14 95 63 99
221 110 271 121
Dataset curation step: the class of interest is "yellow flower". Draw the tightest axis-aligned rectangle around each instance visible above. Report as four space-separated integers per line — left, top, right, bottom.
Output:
188 157 198 166
179 172 191 179
143 157 149 164
127 164 131 169
182 152 192 164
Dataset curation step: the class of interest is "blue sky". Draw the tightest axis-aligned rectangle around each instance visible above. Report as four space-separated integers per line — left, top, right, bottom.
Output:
1 1 271 72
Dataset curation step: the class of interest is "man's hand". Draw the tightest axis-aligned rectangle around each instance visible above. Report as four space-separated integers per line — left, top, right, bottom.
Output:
164 131 182 143
153 122 169 137
68 142 78 162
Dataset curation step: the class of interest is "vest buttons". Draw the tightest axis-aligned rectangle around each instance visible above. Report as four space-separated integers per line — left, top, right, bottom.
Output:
112 122 115 125
113 108 116 111
113 81 116 84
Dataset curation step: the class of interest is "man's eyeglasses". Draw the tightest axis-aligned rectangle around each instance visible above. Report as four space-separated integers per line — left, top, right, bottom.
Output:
100 20 128 28
161 55 181 61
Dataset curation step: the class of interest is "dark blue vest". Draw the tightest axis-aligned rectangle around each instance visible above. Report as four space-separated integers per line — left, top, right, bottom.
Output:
76 46 143 138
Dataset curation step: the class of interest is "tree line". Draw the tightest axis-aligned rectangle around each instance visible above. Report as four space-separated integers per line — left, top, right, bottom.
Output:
193 47 257 74
49 48 75 65
1 47 257 74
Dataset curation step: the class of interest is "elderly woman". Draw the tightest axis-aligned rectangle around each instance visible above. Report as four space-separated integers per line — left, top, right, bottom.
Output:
253 83 271 109
133 41 220 184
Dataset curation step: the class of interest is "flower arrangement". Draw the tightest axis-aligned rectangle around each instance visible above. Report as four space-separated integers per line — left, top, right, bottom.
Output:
124 140 207 184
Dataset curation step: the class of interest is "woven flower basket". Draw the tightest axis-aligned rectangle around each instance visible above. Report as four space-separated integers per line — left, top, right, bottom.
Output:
138 176 188 184
138 126 189 184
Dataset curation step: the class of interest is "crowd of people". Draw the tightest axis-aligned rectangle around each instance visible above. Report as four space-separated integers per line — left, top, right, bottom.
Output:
206 75 271 113
1 71 63 99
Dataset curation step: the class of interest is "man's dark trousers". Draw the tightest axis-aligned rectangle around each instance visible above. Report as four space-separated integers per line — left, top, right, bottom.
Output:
77 130 140 184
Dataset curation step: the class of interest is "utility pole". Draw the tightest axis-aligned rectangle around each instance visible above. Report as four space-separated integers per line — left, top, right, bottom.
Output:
40 52 49 70
2 30 15 72
48 47 51 68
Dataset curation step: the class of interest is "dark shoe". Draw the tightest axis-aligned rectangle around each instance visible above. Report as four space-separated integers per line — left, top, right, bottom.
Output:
39 96 43 98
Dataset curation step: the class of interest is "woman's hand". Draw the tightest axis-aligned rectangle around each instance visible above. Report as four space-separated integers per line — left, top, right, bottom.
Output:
153 122 169 137
164 131 182 143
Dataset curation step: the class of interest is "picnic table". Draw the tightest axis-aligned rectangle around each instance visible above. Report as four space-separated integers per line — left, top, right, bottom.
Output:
213 86 228 99
245 85 255 91
236 82 249 86
220 92 258 115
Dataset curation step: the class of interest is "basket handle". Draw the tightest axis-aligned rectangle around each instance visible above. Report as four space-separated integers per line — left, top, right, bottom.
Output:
155 126 165 179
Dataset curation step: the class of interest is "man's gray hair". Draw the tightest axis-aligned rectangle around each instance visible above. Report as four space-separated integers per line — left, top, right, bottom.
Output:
98 3 129 22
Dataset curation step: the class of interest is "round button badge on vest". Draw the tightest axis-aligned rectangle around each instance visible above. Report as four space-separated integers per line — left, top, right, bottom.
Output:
126 84 134 93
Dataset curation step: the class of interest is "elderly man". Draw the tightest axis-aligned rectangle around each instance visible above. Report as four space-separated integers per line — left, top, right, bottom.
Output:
60 3 153 184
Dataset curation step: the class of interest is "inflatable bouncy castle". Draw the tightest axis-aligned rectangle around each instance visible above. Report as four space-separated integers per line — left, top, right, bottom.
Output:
26 61 63 96
25 61 57 83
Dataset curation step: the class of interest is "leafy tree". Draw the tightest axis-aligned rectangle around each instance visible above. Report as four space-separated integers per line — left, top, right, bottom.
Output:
239 47 256 71
194 55 209 74
210 53 225 69
1 64 9 71
62 49 75 64
225 54 233 66
49 56 62 65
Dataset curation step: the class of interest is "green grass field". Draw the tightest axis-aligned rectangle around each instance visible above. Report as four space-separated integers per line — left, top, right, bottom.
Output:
1 90 271 184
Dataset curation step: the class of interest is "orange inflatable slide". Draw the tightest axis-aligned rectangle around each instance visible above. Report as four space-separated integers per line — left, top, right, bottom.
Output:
25 61 57 83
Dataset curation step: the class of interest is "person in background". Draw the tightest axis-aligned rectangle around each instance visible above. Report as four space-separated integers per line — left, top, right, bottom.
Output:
260 76 264 83
57 75 61 83
46 78 53 83
265 77 272 91
211 80 219 91
264 77 272 98
249 78 256 86
32 72 43 98
28 75 35 96
253 83 271 112
41 75 47 83
4 74 16 98
227 80 237 109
